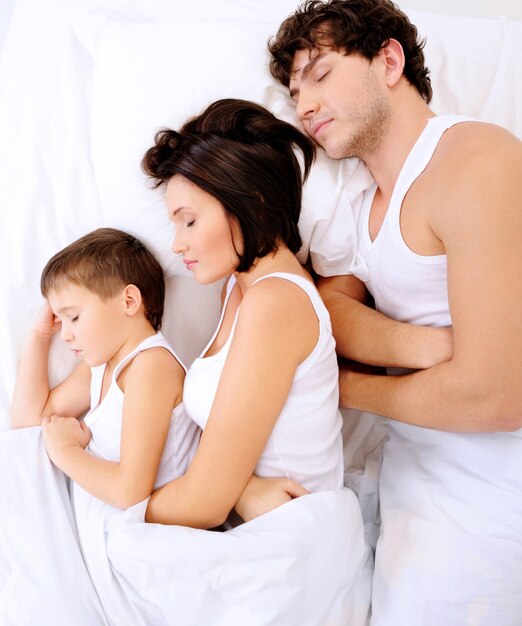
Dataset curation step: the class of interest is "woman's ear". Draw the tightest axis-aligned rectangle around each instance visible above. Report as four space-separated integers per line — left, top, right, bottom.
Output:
379 38 406 88
123 284 142 317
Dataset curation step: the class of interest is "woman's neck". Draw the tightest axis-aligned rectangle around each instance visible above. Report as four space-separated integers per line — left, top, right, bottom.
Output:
233 246 307 294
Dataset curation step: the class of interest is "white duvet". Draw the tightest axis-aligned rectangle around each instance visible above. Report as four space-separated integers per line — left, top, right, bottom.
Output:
0 427 372 625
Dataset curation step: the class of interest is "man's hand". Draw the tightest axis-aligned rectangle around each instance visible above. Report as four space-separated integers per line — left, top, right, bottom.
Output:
42 415 91 466
235 475 309 522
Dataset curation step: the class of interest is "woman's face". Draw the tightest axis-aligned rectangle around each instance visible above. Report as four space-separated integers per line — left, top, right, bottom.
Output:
165 175 242 284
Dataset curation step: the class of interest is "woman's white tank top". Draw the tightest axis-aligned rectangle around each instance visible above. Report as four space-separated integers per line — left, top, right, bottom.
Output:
183 272 344 492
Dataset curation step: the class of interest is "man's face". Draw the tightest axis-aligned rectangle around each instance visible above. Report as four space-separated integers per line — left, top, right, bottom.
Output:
289 47 391 160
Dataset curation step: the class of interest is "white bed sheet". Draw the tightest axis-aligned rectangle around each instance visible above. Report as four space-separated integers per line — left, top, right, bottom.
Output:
2 0 522 624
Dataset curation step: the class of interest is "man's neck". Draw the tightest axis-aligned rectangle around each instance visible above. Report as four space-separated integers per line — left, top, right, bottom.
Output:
364 98 435 200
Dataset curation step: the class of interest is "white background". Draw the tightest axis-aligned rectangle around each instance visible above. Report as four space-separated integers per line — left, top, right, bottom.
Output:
405 0 522 20
1 1 522 55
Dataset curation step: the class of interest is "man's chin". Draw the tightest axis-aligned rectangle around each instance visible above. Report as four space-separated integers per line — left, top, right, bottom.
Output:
323 143 349 160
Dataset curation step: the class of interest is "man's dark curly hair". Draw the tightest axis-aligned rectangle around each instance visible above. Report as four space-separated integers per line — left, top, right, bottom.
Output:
268 0 432 103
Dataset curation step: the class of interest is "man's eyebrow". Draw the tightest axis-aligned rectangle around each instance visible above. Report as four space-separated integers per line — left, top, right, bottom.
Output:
289 53 326 97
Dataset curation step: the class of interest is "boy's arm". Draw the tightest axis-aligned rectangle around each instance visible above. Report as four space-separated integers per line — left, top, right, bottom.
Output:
317 274 453 370
43 348 182 509
11 303 91 428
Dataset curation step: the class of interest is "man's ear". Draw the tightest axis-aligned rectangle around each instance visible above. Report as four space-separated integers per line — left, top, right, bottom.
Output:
123 284 142 317
379 38 406 87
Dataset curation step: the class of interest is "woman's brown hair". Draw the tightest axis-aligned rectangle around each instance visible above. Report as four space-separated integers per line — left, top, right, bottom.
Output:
142 98 316 272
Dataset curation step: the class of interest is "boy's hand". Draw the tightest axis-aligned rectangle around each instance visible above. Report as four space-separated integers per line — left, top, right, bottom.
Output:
42 415 91 465
33 302 61 337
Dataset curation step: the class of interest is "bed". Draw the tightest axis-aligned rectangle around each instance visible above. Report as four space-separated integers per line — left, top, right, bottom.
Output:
0 0 521 624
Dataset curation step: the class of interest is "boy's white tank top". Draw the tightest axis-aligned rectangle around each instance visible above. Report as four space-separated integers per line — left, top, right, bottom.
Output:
85 332 200 489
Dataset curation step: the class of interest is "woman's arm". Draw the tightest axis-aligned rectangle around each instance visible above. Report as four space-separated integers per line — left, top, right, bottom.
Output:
146 278 318 529
11 302 91 428
43 348 183 509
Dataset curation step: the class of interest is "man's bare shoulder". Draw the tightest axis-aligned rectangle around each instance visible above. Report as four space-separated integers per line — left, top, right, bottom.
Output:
407 120 522 243
423 120 522 235
435 120 521 166
422 120 522 203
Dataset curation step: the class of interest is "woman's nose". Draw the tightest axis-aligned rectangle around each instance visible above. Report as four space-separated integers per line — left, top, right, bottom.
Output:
172 229 186 255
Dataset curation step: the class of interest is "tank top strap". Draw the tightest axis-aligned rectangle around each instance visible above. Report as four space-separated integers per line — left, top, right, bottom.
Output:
111 331 186 381
252 272 329 325
197 276 238 358
388 115 476 220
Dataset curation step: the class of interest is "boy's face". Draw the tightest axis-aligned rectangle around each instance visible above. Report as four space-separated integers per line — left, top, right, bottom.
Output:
289 47 390 160
47 283 128 368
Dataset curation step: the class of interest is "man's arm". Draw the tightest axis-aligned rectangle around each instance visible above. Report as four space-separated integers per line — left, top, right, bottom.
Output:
340 124 522 432
317 274 453 369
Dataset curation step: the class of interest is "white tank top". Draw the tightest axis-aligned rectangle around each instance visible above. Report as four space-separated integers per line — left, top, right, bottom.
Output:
353 115 474 326
183 272 344 492
84 332 200 489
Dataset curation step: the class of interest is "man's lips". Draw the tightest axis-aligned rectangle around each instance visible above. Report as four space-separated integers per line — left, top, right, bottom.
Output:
310 118 332 138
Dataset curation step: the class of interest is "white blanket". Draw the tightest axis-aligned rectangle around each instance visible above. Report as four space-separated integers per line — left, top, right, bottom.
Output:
0 428 372 625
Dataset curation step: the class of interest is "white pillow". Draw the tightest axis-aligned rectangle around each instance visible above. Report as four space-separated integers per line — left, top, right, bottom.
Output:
406 9 522 136
80 11 366 279
81 4 522 285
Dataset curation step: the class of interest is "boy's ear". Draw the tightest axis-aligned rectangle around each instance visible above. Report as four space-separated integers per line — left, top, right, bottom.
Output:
123 284 142 317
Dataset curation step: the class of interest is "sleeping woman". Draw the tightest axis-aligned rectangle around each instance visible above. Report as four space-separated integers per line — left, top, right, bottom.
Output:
140 97 345 528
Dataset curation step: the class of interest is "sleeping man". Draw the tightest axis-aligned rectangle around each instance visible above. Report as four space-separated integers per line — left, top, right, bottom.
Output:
269 1 522 624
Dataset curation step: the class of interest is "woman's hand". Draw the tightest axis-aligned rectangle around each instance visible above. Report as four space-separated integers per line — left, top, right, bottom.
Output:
42 415 91 466
413 325 454 369
235 475 309 522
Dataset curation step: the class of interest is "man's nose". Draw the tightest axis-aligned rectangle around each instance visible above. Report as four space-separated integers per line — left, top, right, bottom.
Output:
295 89 319 122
